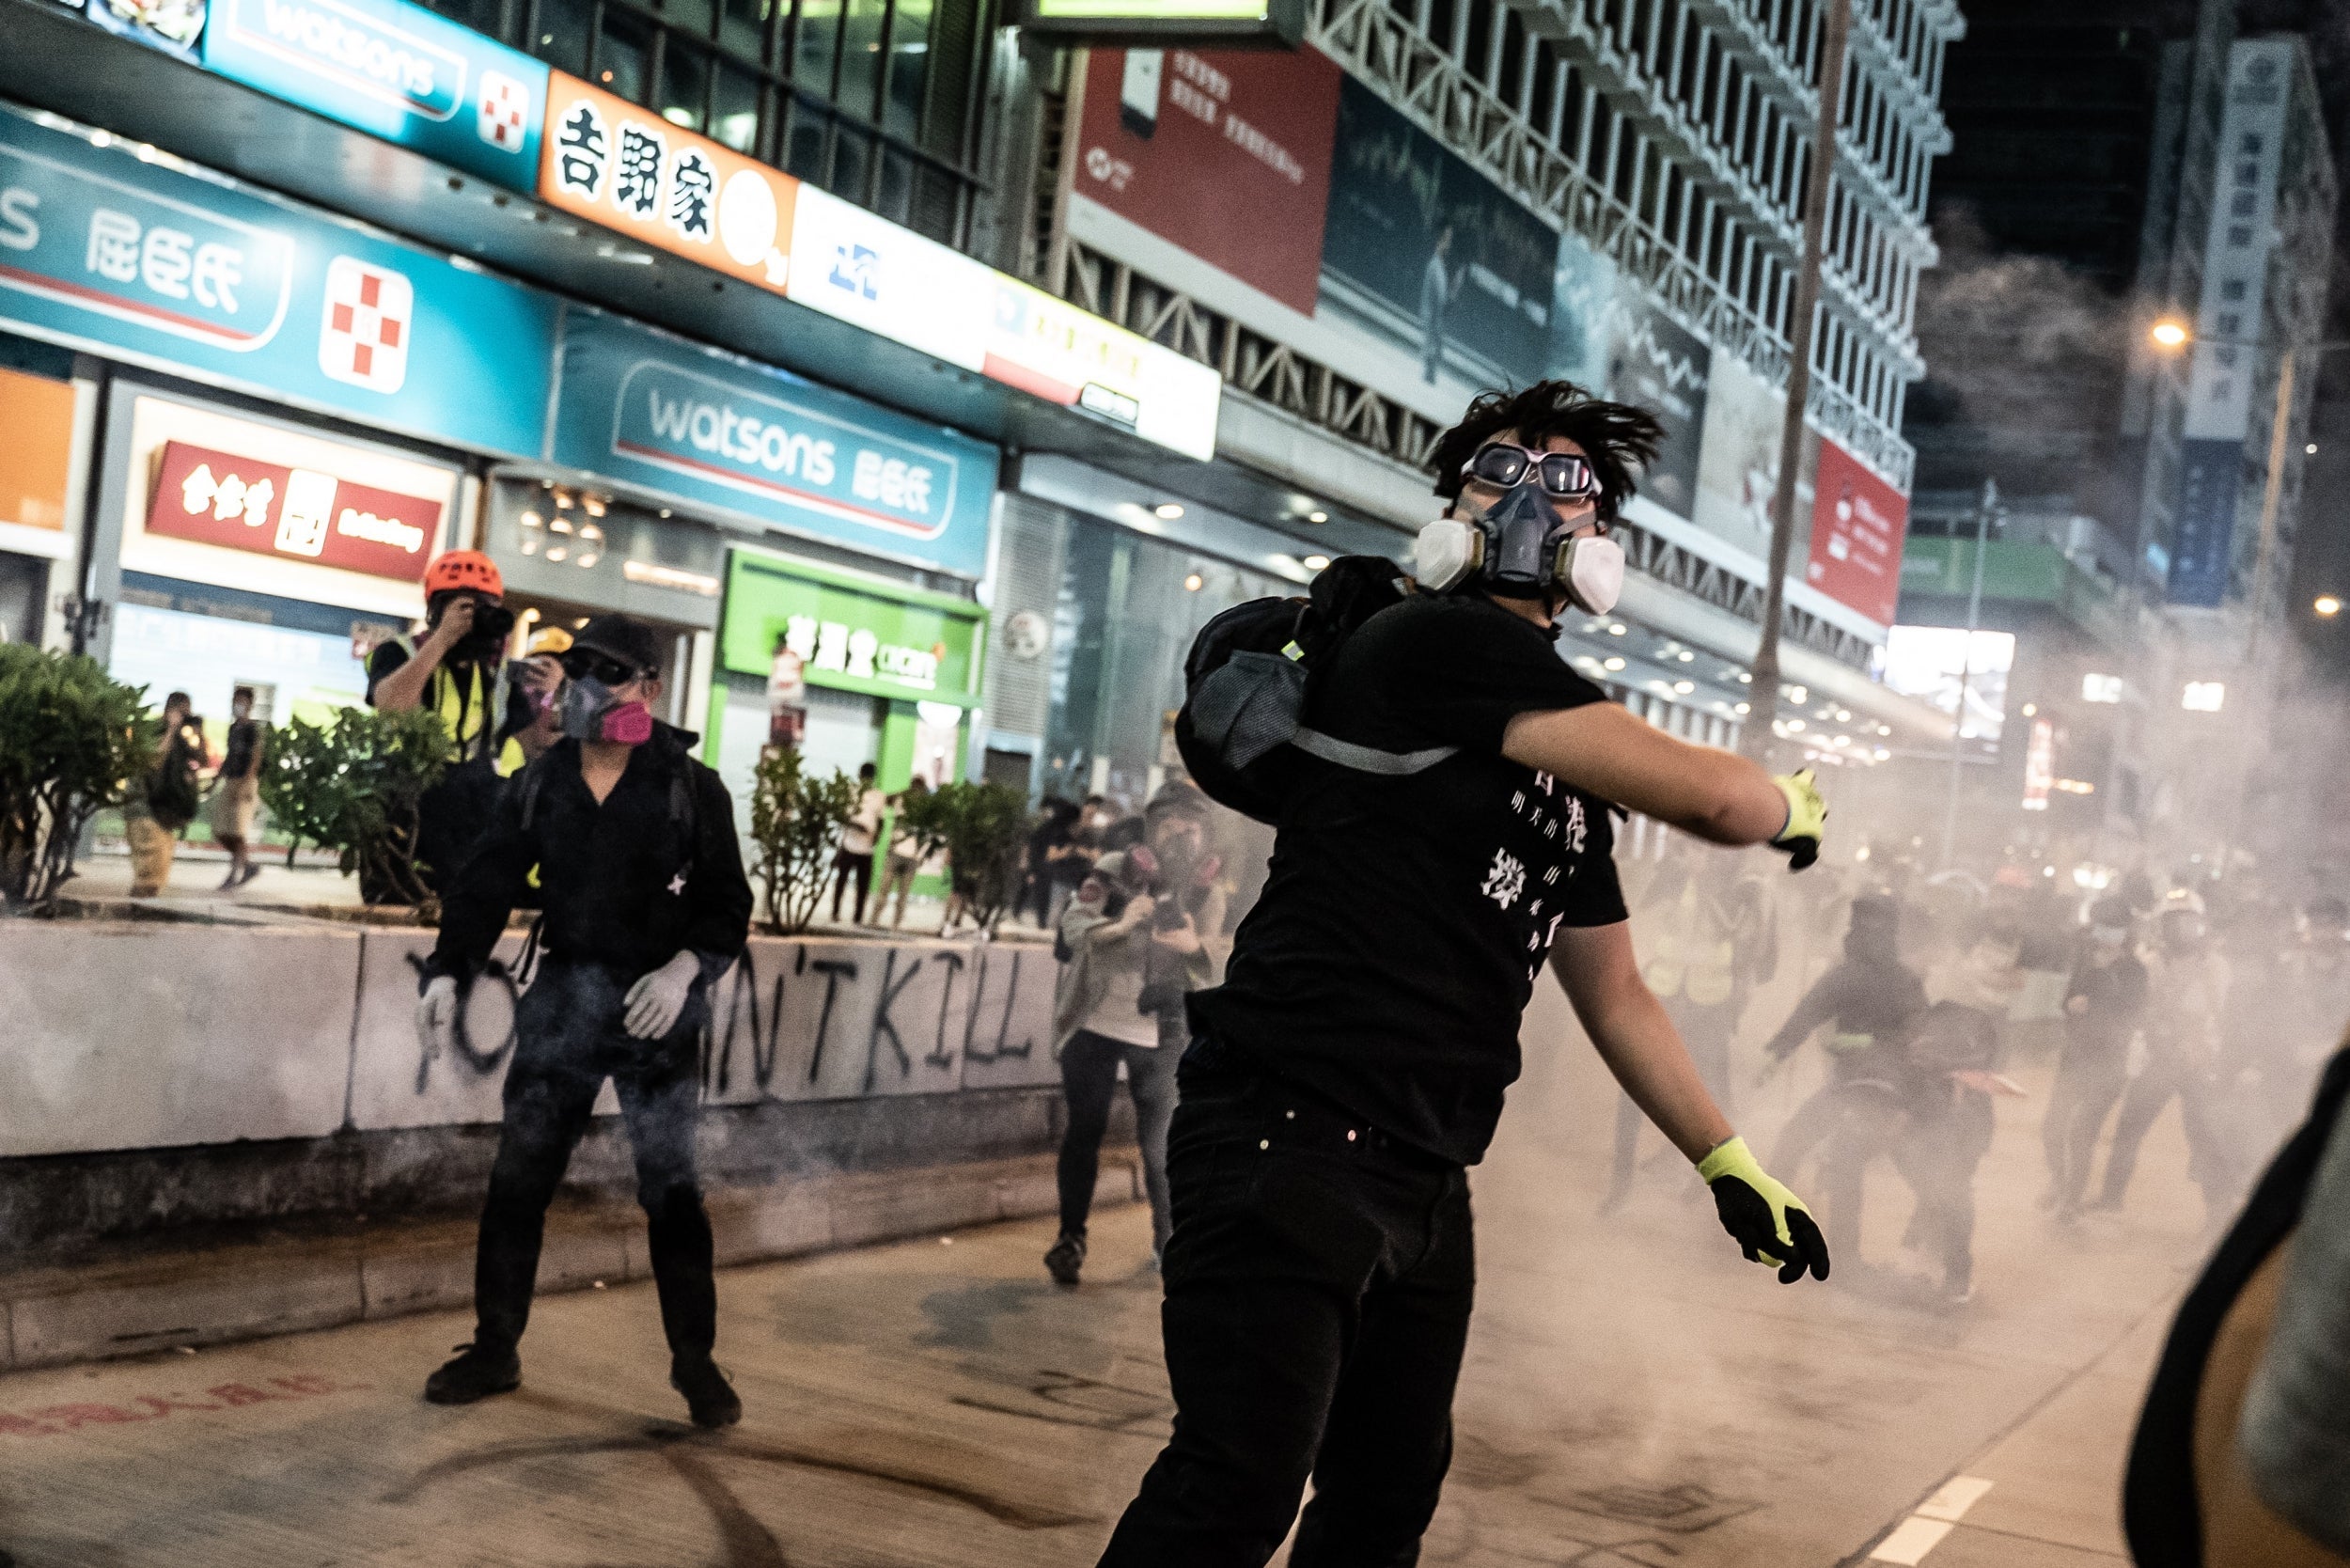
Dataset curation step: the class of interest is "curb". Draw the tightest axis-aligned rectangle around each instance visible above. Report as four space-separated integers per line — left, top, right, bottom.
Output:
0 1149 1140 1373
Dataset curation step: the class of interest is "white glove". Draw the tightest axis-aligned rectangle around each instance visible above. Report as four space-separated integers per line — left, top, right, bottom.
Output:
624 950 702 1040
416 976 459 1059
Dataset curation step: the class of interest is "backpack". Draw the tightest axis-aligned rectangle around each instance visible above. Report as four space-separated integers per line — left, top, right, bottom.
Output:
1174 556 1460 824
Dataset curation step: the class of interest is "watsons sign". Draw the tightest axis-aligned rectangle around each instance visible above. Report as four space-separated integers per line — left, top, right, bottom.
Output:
555 309 995 579
619 363 954 540
203 0 548 190
237 0 465 114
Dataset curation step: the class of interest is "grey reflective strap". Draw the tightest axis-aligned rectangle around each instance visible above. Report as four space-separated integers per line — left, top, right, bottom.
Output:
1289 726 1458 776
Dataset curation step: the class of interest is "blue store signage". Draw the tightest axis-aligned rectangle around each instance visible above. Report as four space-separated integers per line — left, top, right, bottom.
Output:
2168 438 2241 609
202 0 548 191
0 104 556 457
552 309 997 579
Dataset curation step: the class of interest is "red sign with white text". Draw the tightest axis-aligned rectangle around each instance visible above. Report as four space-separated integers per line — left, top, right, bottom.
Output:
1805 439 1908 626
1075 46 1341 316
146 441 442 583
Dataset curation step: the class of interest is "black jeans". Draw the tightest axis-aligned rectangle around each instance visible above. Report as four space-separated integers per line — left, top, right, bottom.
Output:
1058 1028 1181 1255
2101 1048 2236 1212
829 850 873 923
1098 1057 1475 1567
474 957 715 1361
2043 1042 2129 1209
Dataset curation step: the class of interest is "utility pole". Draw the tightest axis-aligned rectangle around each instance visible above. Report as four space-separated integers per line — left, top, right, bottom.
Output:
1940 478 1996 870
1742 0 1854 762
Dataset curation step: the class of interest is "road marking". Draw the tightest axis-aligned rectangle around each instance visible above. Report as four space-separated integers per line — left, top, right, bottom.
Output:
1868 1517 1955 1564
1868 1475 1992 1564
1916 1475 1997 1522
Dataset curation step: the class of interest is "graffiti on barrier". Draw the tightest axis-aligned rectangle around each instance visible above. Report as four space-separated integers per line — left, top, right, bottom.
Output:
702 942 1041 1100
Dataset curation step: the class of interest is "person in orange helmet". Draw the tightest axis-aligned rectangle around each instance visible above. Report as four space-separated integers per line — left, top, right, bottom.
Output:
368 550 539 892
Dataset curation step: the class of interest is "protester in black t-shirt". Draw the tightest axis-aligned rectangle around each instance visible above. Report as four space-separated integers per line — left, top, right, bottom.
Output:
1096 383 1831 1568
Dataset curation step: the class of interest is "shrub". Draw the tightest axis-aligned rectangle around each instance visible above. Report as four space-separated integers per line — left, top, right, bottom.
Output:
257 705 449 907
0 645 154 910
931 780 1031 934
746 746 860 933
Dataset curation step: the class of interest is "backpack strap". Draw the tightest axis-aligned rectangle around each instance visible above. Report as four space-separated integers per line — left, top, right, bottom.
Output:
1289 726 1458 776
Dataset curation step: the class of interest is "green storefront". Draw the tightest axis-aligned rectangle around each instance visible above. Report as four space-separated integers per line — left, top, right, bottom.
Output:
708 549 988 827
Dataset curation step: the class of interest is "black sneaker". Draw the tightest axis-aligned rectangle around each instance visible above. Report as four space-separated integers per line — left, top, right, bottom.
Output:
424 1342 520 1404
1043 1231 1087 1286
671 1356 742 1428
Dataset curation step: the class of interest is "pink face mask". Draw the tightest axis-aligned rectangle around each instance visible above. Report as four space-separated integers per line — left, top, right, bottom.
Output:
598 701 654 745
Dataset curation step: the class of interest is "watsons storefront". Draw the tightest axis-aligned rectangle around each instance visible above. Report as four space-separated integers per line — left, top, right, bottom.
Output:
527 306 995 811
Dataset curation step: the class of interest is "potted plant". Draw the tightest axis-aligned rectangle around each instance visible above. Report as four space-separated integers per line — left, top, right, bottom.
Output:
0 645 154 912
257 705 449 911
745 745 860 934
930 780 1031 936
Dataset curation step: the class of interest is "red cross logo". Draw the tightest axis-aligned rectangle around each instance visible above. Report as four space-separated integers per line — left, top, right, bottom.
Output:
478 70 530 152
318 257 413 395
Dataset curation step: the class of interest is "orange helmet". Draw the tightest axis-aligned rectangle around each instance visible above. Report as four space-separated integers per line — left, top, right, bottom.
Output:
423 550 503 599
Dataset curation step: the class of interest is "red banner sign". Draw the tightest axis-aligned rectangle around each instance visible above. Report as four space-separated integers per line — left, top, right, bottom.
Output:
145 441 442 582
1805 439 1908 627
1075 46 1341 317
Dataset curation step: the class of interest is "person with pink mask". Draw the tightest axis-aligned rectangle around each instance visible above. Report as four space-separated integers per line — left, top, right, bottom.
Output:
413 615 752 1427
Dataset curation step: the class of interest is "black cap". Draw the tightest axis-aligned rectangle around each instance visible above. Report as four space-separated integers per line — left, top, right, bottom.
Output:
571 614 663 676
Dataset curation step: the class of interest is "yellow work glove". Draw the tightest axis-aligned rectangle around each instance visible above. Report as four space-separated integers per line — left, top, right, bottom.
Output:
1698 1136 1830 1283
1769 769 1826 871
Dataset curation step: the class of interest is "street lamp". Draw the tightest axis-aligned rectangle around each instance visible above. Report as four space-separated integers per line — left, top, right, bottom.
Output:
2318 595 2343 618
2150 318 2191 350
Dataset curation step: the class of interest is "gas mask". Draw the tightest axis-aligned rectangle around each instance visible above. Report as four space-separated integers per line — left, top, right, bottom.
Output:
558 676 655 745
1413 478 1625 615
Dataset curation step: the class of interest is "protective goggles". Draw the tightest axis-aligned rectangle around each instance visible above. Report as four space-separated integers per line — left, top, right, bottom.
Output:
1465 441 1602 502
559 650 648 686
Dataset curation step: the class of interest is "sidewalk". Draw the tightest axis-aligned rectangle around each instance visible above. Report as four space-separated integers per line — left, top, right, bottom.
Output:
0 1151 1142 1372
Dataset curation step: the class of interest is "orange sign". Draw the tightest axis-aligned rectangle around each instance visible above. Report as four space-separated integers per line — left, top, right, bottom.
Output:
0 366 74 533
537 73 797 292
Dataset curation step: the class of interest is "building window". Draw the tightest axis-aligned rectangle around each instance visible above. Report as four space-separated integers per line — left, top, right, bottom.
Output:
427 0 993 245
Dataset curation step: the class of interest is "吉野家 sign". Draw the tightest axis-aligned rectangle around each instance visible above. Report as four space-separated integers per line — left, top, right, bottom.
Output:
145 438 443 580
202 0 549 190
1011 0 1306 47
537 71 796 291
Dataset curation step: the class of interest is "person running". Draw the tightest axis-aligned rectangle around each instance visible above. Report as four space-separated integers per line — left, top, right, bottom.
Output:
2041 896 2149 1218
1761 893 1929 1180
2093 887 2235 1220
414 615 752 1426
1094 382 1830 1566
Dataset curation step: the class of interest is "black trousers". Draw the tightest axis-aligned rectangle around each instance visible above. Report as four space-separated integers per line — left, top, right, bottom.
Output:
1098 1057 1475 1567
474 957 715 1361
2100 1049 2235 1212
2043 1042 2129 1209
829 850 874 923
1058 1028 1180 1255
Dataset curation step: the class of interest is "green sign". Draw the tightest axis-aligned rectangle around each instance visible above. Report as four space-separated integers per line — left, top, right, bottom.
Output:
721 551 985 707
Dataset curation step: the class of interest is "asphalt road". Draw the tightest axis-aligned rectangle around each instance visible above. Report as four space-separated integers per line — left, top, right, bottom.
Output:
0 980 2225 1567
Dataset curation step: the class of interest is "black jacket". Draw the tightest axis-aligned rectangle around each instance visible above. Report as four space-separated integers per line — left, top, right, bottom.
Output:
1762 943 1928 1061
425 723 751 987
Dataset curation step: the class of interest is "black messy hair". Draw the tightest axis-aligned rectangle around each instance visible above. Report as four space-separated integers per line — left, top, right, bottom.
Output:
1427 381 1667 521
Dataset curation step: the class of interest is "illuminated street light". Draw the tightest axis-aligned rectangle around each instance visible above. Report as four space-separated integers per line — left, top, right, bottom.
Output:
2318 595 2343 618
2150 318 2190 350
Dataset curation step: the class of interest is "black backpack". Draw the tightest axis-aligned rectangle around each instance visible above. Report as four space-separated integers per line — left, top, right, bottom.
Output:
1174 556 1459 824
